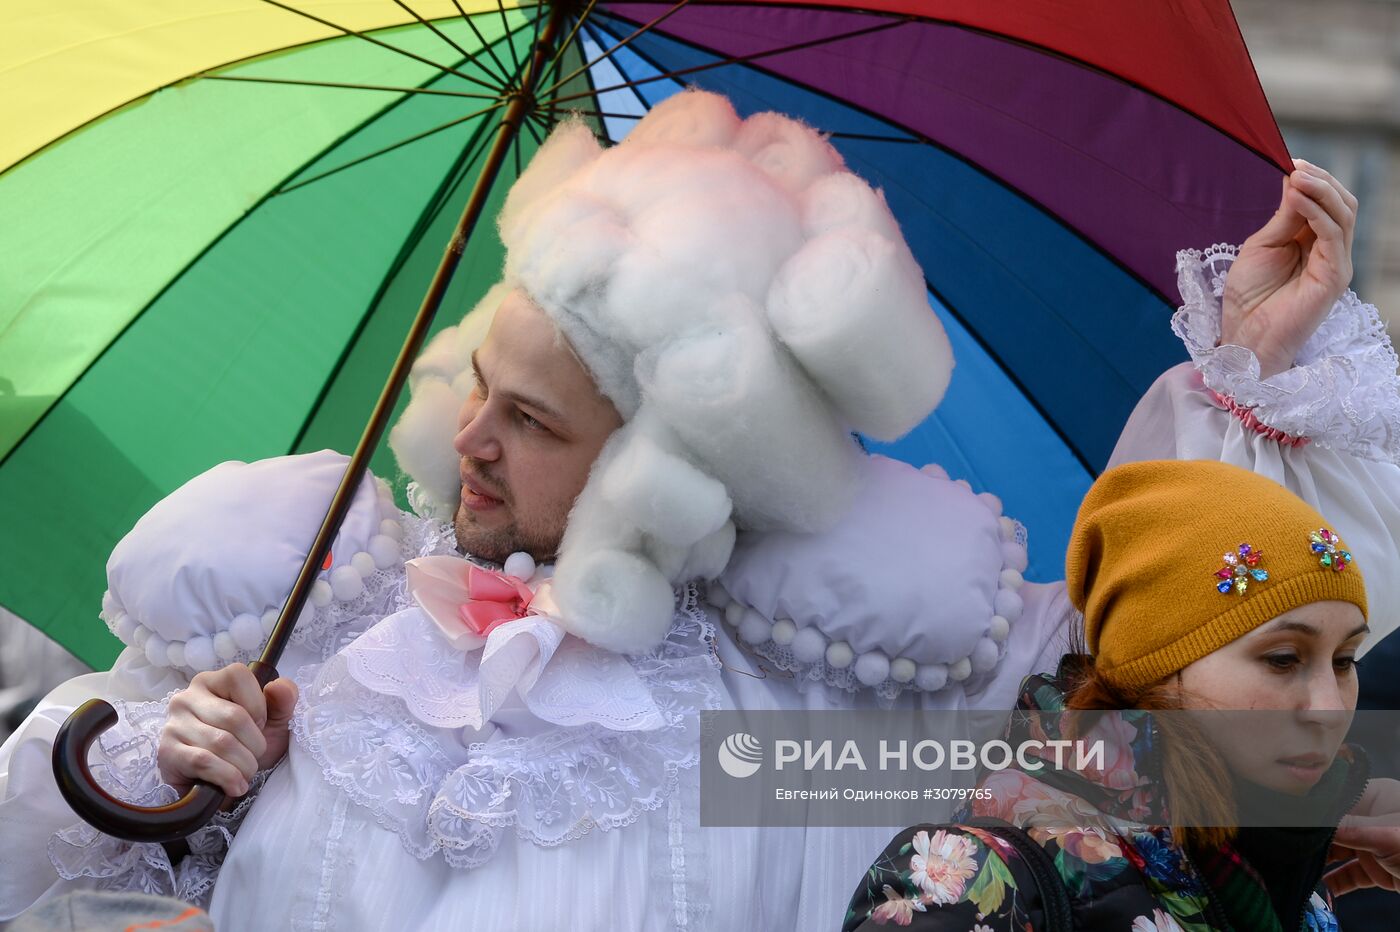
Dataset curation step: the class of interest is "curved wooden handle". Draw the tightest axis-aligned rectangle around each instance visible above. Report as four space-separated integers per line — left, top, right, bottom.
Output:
51 699 224 843
50 660 279 844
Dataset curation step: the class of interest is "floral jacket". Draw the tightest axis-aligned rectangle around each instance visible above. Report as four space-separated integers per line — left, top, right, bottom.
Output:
842 658 1366 932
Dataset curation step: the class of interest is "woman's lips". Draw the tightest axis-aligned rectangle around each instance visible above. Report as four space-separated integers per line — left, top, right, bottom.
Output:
1277 754 1329 783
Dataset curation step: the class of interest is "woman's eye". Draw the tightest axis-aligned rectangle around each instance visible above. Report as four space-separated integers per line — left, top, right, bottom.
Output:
1264 653 1300 672
1334 656 1358 673
520 410 543 430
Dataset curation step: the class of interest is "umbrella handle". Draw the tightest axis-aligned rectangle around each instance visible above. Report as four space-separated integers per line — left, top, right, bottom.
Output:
51 660 279 844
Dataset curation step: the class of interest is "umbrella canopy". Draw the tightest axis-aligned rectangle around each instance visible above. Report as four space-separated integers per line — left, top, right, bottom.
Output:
0 0 1289 668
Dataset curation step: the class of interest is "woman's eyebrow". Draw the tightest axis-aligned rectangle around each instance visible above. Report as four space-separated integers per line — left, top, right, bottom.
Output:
1256 620 1371 641
1262 620 1319 636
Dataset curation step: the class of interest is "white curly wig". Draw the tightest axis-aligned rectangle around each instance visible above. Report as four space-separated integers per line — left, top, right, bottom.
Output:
389 89 954 654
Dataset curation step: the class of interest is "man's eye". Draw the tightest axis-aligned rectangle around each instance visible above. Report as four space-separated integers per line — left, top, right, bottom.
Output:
520 411 542 430
1335 656 1358 673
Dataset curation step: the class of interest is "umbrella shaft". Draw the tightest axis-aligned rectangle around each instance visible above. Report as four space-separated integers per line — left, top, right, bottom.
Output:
261 1 572 669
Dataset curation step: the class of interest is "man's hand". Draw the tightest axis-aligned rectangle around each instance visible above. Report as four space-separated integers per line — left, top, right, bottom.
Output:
1219 159 1358 380
157 664 298 798
1325 777 1400 896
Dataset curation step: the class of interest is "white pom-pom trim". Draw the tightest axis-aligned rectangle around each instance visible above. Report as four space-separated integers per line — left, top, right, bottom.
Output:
214 631 238 661
853 651 889 687
791 625 827 663
713 519 1029 697
890 657 917 683
825 640 854 669
770 618 797 646
738 608 772 645
504 551 536 581
229 613 264 651
915 663 948 692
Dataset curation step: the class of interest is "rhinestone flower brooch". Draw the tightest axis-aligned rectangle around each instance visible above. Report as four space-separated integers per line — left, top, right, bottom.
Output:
1216 543 1267 595
1215 528 1352 595
1309 527 1353 572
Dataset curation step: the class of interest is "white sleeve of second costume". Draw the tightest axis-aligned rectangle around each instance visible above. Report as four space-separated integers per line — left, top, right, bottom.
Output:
1108 245 1400 655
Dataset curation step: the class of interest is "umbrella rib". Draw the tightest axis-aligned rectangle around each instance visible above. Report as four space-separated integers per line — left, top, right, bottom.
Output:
254 0 502 94
199 74 504 100
287 111 507 457
533 0 601 90
0 52 485 475
451 0 514 85
923 274 1099 475
495 0 524 74
549 107 661 121
522 112 548 145
577 18 665 126
277 99 510 194
386 0 501 82
826 131 920 143
586 10 1174 319
539 0 695 99
548 16 910 107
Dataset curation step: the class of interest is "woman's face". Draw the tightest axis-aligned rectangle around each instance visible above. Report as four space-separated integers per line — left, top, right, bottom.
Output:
1175 600 1368 795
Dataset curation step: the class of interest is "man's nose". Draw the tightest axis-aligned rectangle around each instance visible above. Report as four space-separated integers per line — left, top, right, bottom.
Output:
453 403 502 461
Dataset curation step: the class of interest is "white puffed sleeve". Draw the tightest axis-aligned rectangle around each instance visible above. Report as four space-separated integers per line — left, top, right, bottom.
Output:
0 450 410 917
102 449 406 676
714 454 1071 709
1110 244 1400 654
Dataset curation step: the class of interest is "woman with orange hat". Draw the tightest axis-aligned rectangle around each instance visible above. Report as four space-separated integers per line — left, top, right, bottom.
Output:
844 459 1394 931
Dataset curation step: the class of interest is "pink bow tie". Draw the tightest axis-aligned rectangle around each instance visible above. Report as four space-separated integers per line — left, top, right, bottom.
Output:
458 564 535 635
405 555 540 649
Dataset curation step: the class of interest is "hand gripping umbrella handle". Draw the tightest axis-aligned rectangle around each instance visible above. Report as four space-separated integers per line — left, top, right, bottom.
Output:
51 660 279 845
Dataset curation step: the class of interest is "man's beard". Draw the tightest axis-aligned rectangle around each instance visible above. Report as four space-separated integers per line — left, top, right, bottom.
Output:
452 464 559 564
453 509 557 565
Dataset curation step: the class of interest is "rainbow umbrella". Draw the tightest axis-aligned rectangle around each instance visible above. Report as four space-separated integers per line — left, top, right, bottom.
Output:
1 0 1289 670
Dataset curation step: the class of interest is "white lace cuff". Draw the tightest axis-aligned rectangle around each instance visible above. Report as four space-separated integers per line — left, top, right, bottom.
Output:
46 694 267 906
1172 243 1400 464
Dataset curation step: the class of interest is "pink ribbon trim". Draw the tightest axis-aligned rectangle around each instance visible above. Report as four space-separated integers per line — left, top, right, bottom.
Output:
1208 389 1310 448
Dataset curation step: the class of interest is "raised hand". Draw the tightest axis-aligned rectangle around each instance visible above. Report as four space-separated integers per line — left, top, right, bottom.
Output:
1325 777 1400 896
157 663 298 798
1219 159 1358 380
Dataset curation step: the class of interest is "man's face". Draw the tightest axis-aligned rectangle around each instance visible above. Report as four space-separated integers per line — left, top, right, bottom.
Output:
453 289 623 563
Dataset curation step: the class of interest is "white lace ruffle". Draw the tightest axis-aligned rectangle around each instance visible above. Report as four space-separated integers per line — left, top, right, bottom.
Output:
292 582 724 872
342 608 666 732
46 694 267 906
287 509 460 662
1172 243 1400 464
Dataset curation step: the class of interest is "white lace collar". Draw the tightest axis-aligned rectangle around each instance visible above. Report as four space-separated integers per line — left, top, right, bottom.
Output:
291 560 724 870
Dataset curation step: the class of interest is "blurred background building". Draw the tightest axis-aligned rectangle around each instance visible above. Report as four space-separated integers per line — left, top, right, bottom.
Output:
1235 0 1400 337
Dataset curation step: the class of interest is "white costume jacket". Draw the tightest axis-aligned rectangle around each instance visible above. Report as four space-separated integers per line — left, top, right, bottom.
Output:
3 246 1400 930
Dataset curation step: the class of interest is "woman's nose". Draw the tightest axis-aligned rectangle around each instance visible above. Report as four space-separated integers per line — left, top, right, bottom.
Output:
1297 664 1352 719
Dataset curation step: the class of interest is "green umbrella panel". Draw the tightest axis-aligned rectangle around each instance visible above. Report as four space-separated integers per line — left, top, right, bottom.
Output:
0 14 600 668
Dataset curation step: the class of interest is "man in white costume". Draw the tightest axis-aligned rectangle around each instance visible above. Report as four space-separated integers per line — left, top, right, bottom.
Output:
3 90 1400 930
